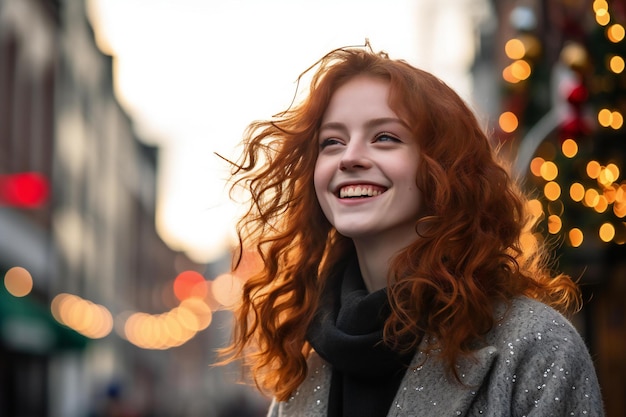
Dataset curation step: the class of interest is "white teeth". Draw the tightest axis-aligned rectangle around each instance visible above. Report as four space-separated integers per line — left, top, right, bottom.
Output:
339 186 383 198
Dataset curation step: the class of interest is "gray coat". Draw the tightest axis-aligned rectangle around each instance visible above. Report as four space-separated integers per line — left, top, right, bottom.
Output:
268 297 604 417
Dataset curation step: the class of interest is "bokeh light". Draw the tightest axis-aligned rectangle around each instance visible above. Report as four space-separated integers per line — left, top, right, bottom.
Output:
595 5 610 26
594 195 609 213
0 172 49 208
4 266 33 297
569 183 585 202
609 55 625 73
502 65 520 84
604 184 617 203
607 24 625 42
561 139 578 158
568 228 584 247
544 181 561 201
614 200 626 218
540 160 558 181
173 270 207 301
547 215 562 234
610 111 623 129
212 273 244 308
120 295 214 350
511 59 532 80
505 38 526 59
593 0 609 13
530 157 545 177
598 165 618 187
599 222 616 242
526 199 544 220
51 293 113 339
586 160 601 179
584 188 601 207
598 108 612 127
499 111 519 133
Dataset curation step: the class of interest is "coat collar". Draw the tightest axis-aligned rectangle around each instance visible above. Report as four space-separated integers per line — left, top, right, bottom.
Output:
281 337 499 417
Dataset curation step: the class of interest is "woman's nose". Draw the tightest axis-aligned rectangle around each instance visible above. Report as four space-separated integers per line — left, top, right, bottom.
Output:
339 141 371 171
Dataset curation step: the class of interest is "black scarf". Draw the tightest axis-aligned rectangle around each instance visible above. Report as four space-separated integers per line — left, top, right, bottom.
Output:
307 259 415 417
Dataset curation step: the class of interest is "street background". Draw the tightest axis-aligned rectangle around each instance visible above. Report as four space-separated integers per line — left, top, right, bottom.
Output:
0 0 624 416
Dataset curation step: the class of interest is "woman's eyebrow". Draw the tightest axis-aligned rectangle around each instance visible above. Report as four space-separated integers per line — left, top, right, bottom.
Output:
364 117 408 130
318 121 348 133
319 117 408 132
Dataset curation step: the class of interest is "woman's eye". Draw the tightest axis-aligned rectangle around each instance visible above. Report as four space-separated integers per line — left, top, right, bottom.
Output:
375 133 401 143
320 138 342 148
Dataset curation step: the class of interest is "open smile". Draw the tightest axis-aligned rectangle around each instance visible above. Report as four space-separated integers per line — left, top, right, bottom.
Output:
337 184 387 199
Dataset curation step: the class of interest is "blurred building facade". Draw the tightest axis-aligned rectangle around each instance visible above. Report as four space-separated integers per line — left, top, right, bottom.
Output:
0 1 253 416
2 0 623 417
473 1 626 415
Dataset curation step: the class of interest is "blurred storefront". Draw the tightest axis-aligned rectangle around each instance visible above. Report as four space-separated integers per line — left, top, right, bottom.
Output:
3 0 623 416
0 277 88 416
0 0 265 416
474 1 626 415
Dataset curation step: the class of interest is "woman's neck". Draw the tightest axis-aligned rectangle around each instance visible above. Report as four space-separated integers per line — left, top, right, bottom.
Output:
353 233 417 292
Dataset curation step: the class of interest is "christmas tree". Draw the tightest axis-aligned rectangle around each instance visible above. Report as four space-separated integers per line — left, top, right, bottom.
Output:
498 0 626 276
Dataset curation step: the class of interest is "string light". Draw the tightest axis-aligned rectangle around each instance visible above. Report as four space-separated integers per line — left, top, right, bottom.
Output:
570 183 585 202
505 38 526 59
544 181 561 201
530 157 545 177
540 161 558 181
51 293 113 339
10 251 263 350
499 111 519 132
614 201 626 217
518 0 626 251
561 139 578 158
599 222 616 241
584 188 601 207
606 24 625 42
4 267 33 297
608 55 625 73
593 0 608 13
595 4 611 26
610 111 623 129
598 108 612 127
594 195 609 213
511 59 532 80
586 161 602 179
548 215 562 234
568 228 584 247
502 65 520 84
604 184 617 203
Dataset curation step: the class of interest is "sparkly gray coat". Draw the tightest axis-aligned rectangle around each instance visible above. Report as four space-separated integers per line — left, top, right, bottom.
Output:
267 297 604 417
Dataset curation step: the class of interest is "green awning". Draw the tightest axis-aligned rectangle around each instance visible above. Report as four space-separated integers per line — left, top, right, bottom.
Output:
0 287 88 354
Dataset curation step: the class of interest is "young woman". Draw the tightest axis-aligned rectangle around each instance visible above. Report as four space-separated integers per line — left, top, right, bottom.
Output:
224 45 604 417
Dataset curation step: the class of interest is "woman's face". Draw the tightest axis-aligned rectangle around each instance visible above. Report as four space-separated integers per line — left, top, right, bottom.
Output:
314 76 422 246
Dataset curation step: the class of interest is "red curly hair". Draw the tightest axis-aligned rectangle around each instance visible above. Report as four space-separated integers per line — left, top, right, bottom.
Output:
223 46 580 401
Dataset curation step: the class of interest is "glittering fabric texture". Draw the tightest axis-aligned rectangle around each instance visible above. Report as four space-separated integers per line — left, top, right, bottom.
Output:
266 297 605 417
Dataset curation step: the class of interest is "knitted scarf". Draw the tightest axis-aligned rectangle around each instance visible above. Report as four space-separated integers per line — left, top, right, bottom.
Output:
307 259 415 417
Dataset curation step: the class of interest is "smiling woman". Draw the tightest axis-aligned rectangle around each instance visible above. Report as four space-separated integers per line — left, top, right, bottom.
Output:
221 45 604 417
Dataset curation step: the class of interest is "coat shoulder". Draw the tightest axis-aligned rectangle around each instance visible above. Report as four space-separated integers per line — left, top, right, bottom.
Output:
268 352 332 417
